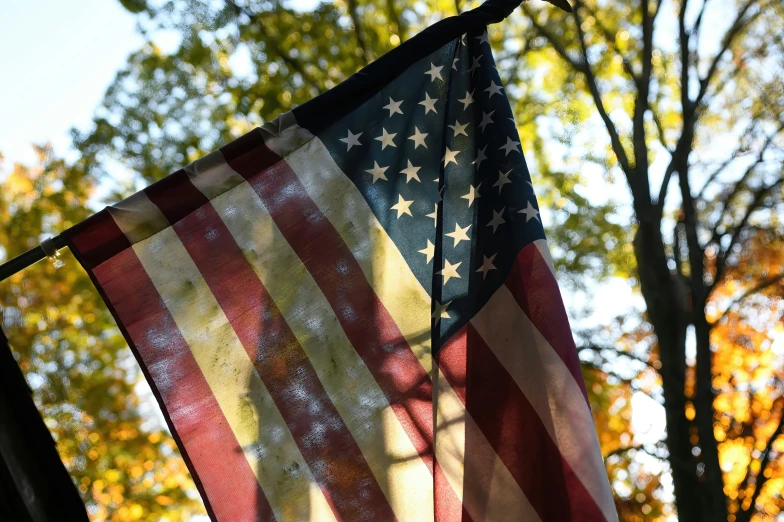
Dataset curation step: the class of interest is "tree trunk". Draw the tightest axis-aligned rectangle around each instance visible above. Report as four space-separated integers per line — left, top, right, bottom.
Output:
692 317 727 519
633 222 705 521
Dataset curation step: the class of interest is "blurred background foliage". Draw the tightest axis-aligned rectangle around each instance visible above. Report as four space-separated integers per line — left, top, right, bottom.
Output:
0 0 782 520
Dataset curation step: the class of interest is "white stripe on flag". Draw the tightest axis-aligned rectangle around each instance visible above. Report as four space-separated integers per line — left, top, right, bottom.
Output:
209 179 436 522
131 226 338 522
282 137 541 521
471 285 618 522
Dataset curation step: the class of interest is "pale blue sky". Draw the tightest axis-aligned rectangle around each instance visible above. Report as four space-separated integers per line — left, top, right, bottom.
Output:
0 0 143 168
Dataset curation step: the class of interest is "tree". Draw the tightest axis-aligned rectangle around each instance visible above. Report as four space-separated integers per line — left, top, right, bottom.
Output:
0 148 206 521
518 0 784 521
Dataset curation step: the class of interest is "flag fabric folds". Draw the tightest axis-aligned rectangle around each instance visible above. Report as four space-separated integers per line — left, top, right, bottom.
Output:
64 12 617 522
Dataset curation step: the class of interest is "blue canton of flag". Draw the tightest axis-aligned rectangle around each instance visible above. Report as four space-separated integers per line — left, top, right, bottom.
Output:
319 30 545 346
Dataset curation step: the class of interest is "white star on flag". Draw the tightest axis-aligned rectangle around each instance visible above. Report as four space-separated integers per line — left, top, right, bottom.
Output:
479 110 494 132
390 194 414 218
470 55 482 74
500 136 521 156
339 129 362 151
408 127 428 149
419 93 438 114
365 161 388 183
461 182 481 207
375 128 397 150
382 97 403 116
487 207 506 233
458 90 474 110
493 169 512 193
452 57 460 70
476 30 489 45
431 300 452 325
472 145 487 168
426 203 438 227
425 63 444 82
442 147 460 166
519 201 541 222
485 81 503 98
448 120 469 137
438 259 462 285
476 253 497 280
471 145 487 170
419 240 435 264
446 223 471 247
400 160 421 183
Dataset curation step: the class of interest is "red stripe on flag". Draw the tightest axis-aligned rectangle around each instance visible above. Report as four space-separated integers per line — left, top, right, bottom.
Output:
171 200 398 522
434 459 470 522
144 169 209 225
225 149 435 466
92 245 275 522
220 129 280 175
505 243 588 400
64 209 132 269
439 324 606 522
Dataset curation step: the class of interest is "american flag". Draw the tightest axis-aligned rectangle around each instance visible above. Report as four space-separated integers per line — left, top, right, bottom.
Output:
65 21 616 522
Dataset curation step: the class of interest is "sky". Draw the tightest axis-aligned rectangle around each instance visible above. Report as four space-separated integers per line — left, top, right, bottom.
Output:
0 0 143 168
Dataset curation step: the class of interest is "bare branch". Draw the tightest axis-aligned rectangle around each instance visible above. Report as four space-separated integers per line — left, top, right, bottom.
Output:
385 0 407 42
522 4 584 70
709 121 784 236
604 444 645 461
679 0 692 114
629 0 658 198
737 400 784 522
650 102 674 154
695 143 755 201
710 273 784 325
692 0 710 60
577 344 655 370
694 0 760 110
345 0 369 65
580 2 639 85
573 0 634 177
655 163 676 212
714 175 784 287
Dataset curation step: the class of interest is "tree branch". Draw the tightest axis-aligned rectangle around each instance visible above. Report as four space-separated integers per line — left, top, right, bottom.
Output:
737 399 784 522
694 0 759 110
679 0 692 115
524 3 633 178
225 0 321 88
709 121 784 240
710 273 784 325
577 344 655 370
650 102 673 154
629 0 657 203
695 143 755 201
605 444 643 461
655 162 676 211
522 4 583 70
571 0 634 178
714 174 784 288
385 0 407 42
580 2 639 86
345 0 369 65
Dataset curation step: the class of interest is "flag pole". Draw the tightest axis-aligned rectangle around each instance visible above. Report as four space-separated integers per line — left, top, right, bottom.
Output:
0 235 66 282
